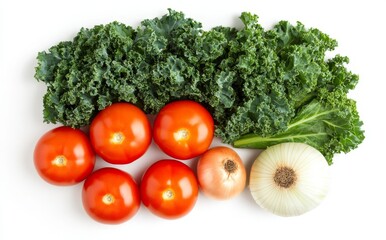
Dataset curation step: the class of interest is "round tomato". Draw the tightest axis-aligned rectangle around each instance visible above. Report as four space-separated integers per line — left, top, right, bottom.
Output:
153 100 214 160
33 126 95 186
82 167 140 224
90 102 151 164
140 159 198 219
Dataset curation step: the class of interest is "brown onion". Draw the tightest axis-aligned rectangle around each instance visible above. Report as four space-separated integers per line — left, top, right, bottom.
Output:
197 146 246 200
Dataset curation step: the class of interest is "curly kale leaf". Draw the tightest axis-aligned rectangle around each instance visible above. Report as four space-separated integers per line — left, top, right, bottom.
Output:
35 22 138 126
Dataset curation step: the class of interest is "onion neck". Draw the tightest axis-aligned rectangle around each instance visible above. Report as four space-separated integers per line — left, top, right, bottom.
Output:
224 159 237 174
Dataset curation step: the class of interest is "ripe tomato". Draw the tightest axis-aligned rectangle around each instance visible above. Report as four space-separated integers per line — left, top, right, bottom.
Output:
90 102 151 164
82 167 140 224
140 160 198 219
33 126 95 186
153 100 214 160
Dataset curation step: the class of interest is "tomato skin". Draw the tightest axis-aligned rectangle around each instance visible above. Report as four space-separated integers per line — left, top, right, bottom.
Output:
90 102 152 164
153 100 214 160
33 126 95 186
140 160 198 219
82 168 140 224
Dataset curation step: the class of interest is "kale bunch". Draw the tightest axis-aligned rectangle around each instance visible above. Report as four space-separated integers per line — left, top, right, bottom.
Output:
35 9 364 164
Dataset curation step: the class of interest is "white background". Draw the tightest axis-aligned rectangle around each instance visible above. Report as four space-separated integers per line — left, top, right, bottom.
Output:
1 0 385 239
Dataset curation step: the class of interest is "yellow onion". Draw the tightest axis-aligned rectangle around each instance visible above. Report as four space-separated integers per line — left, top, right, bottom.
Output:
249 142 330 217
197 146 246 200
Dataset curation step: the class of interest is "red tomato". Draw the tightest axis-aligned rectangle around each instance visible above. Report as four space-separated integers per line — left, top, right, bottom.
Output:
82 167 140 224
33 126 95 186
90 102 151 164
153 100 214 160
140 160 198 219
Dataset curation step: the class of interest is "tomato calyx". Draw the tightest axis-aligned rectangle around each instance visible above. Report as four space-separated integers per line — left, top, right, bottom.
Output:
110 132 125 145
162 189 175 201
102 193 115 205
173 128 190 142
51 155 67 167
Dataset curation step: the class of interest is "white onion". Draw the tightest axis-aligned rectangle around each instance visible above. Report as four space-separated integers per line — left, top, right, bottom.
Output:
249 142 330 217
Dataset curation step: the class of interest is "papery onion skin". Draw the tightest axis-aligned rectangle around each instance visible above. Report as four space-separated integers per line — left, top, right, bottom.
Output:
249 142 330 217
197 146 246 200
